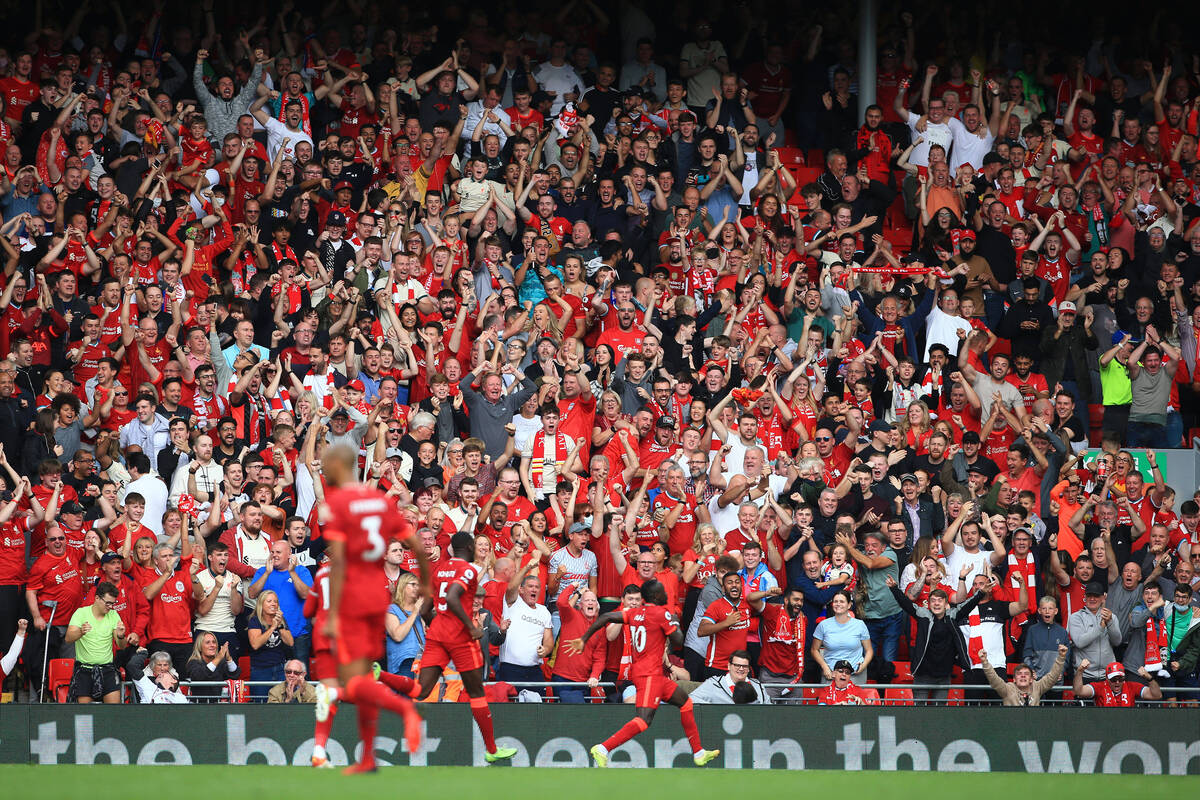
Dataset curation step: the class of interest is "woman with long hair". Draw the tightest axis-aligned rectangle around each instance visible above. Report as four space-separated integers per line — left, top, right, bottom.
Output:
385 573 425 678
898 399 934 455
247 589 293 700
680 523 727 633
184 630 240 701
21 408 56 476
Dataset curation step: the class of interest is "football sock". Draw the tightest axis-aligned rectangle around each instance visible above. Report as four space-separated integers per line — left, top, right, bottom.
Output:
314 699 339 747
469 695 497 752
376 671 416 696
344 675 380 768
602 716 649 751
679 699 702 752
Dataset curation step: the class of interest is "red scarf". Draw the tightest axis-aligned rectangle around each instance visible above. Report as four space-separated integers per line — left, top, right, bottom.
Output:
967 607 984 668
1144 616 1167 673
277 92 312 135
271 241 297 264
1006 552 1036 644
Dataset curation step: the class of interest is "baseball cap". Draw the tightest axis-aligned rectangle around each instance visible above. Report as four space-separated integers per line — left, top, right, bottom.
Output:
966 463 989 475
1112 330 1130 346
326 210 348 227
100 552 123 565
982 152 1005 166
959 228 976 240
384 447 404 459
330 408 350 419
1106 661 1125 679
656 415 676 429
423 476 444 488
1059 301 1077 314
1083 581 1107 596
61 501 84 515
623 86 644 98
900 473 918 484
961 431 981 444
347 379 365 392
333 180 353 193
833 660 854 672
869 420 892 433
900 252 925 265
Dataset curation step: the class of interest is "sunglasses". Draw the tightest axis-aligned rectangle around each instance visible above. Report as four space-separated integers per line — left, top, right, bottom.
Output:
284 669 305 676
815 436 832 442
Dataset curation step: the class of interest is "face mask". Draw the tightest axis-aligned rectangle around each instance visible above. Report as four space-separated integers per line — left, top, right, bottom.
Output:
1175 602 1191 613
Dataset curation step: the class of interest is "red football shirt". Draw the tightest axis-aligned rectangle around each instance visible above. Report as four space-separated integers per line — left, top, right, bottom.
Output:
621 603 678 679
26 549 84 622
701 595 752 669
427 557 479 643
145 556 195 643
323 484 415 617
303 562 333 654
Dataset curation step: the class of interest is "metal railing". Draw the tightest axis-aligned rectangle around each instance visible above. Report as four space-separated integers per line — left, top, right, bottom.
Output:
49 679 1192 707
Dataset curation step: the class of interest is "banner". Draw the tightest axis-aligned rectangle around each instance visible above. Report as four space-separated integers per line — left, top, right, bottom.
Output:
1 705 1197 773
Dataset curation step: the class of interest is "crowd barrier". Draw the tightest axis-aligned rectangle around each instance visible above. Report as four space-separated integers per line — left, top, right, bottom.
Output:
1 704 1196 773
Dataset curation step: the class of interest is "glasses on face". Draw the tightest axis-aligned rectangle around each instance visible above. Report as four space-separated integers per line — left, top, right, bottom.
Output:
114 391 128 397
47 536 66 542
102 598 117 607
815 436 832 442
729 662 751 671
284 669 305 676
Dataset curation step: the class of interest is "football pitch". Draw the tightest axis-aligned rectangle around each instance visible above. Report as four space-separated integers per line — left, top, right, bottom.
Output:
5 765 1192 799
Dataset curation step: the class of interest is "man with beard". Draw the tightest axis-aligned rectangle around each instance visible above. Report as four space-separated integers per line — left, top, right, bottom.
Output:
697 571 765 679
193 49 264 141
755 586 807 701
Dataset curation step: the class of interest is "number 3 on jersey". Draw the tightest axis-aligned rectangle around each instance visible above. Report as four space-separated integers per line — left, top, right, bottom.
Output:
629 624 647 653
361 516 385 562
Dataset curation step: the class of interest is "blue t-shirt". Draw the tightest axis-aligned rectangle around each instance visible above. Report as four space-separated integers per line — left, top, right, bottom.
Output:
251 565 314 635
812 615 870 670
385 604 425 673
247 615 290 669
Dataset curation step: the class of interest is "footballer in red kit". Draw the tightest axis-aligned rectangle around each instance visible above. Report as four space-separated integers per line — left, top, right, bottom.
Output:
409 530 517 762
566 579 719 768
317 445 431 773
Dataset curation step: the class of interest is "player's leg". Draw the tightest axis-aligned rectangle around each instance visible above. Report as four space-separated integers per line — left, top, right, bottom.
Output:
460 665 516 762
311 651 341 769
340 655 424 765
667 684 719 765
591 679 657 766
375 668 418 696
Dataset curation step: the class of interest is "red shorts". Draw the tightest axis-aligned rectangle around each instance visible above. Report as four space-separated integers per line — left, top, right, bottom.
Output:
335 608 386 665
422 633 484 673
632 675 678 709
310 649 337 681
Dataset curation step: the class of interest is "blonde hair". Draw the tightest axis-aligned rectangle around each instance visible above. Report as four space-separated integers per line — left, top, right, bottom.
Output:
255 589 287 628
187 630 218 665
691 522 725 554
391 572 420 610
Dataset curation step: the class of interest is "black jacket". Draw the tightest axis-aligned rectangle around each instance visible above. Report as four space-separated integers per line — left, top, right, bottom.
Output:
891 586 984 676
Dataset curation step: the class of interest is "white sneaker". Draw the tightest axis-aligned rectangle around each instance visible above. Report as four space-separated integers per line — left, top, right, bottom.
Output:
315 684 334 722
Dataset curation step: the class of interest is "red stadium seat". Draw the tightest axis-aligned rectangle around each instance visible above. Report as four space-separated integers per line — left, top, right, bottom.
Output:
1061 689 1075 702
861 687 881 705
947 688 965 706
883 687 915 706
807 148 825 166
238 656 251 680
802 686 819 705
49 658 74 703
1087 405 1105 446
892 661 912 684
775 147 806 167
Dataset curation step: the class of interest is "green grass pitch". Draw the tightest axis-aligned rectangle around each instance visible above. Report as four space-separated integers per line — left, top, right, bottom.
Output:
5 765 1192 799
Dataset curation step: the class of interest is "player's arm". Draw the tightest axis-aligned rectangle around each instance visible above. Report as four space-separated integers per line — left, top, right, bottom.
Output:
667 623 683 650
324 537 345 641
566 610 624 653
445 582 482 639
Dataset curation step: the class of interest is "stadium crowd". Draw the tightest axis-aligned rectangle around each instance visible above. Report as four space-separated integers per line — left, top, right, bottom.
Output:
2 0 1200 713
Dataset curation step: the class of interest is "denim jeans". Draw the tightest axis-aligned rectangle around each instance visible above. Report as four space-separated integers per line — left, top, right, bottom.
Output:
864 610 907 663
495 662 546 696
1127 420 1168 449
551 674 588 704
